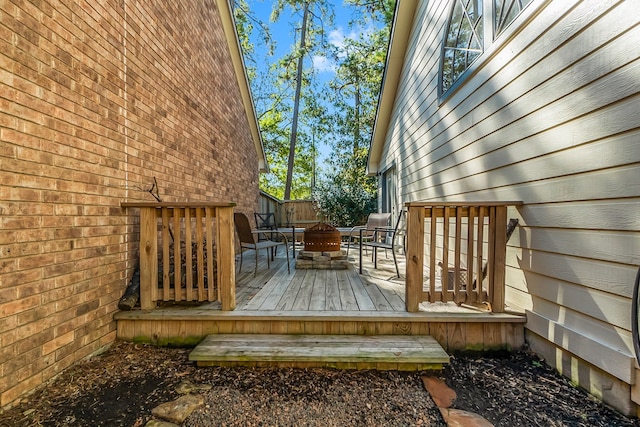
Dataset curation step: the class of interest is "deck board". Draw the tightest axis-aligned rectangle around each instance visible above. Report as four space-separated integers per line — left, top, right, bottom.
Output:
309 269 327 310
345 266 377 311
243 260 292 310
292 270 315 311
336 269 359 310
275 273 304 311
325 270 342 311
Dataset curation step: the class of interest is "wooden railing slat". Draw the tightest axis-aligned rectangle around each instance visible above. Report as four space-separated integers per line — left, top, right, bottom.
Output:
493 206 508 312
205 207 215 302
475 207 485 304
487 207 497 303
196 208 205 301
454 207 463 304
161 208 170 301
466 207 475 305
442 207 450 303
429 208 437 302
173 208 182 300
216 206 236 310
185 208 193 302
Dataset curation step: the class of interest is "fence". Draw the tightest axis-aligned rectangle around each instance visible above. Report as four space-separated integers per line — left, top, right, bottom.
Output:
257 193 319 228
121 202 236 310
405 201 522 313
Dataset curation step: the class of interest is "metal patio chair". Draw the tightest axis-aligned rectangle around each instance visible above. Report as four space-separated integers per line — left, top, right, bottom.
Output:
345 213 391 257
234 212 290 275
360 210 406 278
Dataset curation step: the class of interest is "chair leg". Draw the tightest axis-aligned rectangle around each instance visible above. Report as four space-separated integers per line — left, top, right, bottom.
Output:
284 244 290 273
392 248 399 278
239 249 243 272
254 249 258 276
373 247 378 269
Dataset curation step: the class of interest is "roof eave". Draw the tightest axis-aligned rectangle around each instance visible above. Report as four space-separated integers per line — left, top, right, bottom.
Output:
367 0 418 176
217 0 269 173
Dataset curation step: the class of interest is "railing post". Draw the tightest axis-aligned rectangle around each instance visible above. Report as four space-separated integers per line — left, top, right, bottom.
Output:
216 206 236 310
491 206 508 312
139 207 158 310
405 205 425 312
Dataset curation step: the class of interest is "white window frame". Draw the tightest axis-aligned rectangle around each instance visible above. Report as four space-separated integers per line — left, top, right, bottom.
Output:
439 0 535 99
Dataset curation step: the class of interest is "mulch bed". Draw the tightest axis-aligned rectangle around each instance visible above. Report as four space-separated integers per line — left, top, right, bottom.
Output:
1 342 638 426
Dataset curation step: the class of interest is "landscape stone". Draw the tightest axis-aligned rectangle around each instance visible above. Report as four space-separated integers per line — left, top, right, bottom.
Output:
144 420 179 427
330 260 350 269
295 259 315 267
299 250 322 259
322 250 346 259
151 394 204 424
439 408 494 427
421 376 456 408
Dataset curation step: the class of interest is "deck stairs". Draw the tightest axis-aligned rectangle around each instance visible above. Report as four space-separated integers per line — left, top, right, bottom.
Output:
189 334 450 370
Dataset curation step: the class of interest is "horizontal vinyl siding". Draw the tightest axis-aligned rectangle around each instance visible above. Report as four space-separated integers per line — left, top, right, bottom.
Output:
403 1 639 200
379 0 446 178
382 0 640 384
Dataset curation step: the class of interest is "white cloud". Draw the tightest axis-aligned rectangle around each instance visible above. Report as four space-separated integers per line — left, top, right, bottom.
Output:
329 25 376 57
329 28 346 50
311 25 378 73
312 55 336 73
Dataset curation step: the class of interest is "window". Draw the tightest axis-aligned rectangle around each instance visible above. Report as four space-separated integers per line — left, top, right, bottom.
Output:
441 0 484 93
440 0 532 94
494 0 532 36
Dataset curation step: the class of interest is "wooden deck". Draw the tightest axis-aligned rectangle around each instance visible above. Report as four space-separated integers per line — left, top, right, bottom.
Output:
115 244 525 352
236 249 408 312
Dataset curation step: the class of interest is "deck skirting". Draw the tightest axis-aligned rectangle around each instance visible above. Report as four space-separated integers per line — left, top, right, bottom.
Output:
115 309 525 351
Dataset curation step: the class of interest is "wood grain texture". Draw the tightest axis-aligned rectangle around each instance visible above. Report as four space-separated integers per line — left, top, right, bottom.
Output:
189 334 450 369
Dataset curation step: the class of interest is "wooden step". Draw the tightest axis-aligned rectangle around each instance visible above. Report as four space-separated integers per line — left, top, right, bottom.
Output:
189 334 450 370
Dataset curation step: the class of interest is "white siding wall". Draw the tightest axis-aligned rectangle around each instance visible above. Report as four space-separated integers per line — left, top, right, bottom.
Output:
380 0 640 391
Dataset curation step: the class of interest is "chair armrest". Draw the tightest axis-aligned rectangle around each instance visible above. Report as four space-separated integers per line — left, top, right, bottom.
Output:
251 229 289 246
347 226 367 240
373 226 394 233
372 226 395 238
272 231 289 246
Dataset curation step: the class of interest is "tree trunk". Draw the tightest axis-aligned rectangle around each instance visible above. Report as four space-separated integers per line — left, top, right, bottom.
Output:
284 2 309 200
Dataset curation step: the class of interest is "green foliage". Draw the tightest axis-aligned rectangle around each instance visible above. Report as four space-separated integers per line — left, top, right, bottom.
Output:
234 0 395 202
235 0 334 200
345 0 396 26
312 1 393 224
313 172 376 227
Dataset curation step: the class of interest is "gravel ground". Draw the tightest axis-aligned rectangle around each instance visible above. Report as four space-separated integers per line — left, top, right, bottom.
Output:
0 341 638 426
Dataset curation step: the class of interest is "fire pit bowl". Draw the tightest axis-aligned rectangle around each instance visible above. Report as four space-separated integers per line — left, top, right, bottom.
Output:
303 222 341 252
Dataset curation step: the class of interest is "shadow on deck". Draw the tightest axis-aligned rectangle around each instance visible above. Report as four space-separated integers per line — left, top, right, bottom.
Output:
115 244 525 352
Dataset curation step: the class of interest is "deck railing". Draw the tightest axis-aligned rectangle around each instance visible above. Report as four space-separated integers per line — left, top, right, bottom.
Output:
405 201 522 313
121 202 236 311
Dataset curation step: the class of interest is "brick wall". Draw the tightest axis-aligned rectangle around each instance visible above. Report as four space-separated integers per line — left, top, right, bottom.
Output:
0 0 260 407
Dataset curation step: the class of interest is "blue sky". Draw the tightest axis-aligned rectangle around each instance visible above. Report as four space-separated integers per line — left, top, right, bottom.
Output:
247 0 363 74
243 0 383 168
